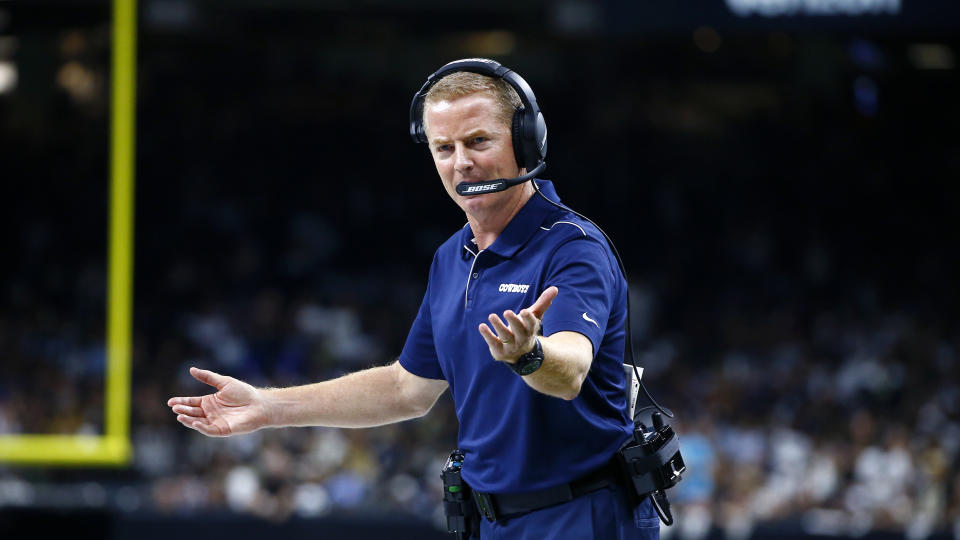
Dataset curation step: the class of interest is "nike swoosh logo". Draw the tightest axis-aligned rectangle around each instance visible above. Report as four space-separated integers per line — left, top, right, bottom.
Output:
582 312 599 328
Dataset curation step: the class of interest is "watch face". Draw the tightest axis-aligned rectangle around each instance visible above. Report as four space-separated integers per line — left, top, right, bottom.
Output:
517 358 543 376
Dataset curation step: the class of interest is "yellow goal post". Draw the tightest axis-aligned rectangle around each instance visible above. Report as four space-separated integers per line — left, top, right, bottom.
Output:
0 0 136 466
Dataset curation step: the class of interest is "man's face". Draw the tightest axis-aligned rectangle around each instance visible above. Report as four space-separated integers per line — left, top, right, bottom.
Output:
424 93 523 218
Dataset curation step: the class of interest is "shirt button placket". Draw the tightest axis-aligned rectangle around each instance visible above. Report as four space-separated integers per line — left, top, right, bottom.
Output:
467 270 480 309
465 251 484 310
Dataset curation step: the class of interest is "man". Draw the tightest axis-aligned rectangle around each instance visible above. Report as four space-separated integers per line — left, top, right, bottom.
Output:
168 59 660 539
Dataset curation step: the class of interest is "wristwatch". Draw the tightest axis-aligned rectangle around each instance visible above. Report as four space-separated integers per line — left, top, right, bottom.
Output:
509 338 544 376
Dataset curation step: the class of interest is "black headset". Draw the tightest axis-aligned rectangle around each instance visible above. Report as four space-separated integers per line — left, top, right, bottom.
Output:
409 58 548 193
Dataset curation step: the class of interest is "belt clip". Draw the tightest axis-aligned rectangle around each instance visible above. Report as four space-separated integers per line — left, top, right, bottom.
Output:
474 491 497 521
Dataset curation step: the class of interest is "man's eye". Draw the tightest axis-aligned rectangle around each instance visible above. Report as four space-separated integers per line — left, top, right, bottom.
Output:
472 137 487 145
436 144 452 153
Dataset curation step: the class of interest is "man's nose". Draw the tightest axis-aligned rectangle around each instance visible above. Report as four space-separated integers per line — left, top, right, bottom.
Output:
454 144 473 172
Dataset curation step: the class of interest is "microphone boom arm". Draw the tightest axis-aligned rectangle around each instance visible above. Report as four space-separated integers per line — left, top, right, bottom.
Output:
455 162 546 196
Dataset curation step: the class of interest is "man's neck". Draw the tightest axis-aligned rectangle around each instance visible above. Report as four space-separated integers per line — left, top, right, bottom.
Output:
468 183 536 251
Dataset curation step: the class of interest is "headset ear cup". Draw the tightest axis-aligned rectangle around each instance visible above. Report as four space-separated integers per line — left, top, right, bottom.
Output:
534 111 547 162
511 107 526 170
416 113 426 144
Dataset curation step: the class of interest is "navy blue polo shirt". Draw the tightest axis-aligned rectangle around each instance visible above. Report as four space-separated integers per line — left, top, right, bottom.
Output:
398 180 632 494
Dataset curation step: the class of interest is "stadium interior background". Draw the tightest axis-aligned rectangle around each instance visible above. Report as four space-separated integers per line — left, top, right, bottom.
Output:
1 1 959 539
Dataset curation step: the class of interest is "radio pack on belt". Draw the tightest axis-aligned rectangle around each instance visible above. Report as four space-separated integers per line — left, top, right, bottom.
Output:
617 409 686 525
441 450 479 539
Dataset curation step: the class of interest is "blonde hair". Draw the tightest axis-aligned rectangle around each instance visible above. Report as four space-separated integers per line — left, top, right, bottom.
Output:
423 71 522 133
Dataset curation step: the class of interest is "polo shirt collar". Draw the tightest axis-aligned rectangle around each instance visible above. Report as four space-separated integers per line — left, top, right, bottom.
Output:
462 180 562 260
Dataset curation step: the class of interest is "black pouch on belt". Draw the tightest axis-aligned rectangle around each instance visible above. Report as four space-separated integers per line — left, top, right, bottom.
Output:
442 449 480 539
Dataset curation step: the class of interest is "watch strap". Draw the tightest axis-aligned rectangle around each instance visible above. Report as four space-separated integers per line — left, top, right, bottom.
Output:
509 338 544 376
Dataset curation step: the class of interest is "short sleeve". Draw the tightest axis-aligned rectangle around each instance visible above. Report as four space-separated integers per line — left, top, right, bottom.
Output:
541 237 618 356
397 284 445 380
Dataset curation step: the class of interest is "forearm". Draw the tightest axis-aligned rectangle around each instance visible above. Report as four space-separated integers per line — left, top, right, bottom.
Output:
262 363 435 428
519 332 592 401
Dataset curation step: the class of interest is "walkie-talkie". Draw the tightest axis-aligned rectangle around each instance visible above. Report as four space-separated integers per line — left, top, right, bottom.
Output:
618 411 685 525
441 450 477 539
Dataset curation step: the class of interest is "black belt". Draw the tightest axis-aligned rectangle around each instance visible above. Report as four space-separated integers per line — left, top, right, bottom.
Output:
472 460 622 521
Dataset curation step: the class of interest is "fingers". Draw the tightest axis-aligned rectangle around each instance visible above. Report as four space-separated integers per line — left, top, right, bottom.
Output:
479 289 557 361
176 414 201 429
488 313 515 343
171 404 204 417
170 376 230 437
481 309 536 348
167 396 202 407
504 309 536 337
189 366 229 390
517 309 539 332
478 323 504 353
176 414 224 437
191 421 224 437
529 286 558 319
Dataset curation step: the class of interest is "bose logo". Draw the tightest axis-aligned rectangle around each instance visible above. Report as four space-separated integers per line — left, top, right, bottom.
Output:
463 183 502 193
499 283 530 293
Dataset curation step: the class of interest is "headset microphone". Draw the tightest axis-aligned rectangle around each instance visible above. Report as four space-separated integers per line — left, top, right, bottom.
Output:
454 162 546 196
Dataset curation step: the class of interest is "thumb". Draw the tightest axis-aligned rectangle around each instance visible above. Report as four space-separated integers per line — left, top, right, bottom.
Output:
190 367 230 390
530 286 559 319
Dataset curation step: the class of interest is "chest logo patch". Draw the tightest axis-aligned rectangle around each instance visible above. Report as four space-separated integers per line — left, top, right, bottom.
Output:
498 283 530 294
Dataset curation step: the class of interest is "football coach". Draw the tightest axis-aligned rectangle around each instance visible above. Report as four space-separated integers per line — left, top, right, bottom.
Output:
169 58 660 539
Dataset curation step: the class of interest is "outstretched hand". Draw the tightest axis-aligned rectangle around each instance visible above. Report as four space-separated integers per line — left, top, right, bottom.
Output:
478 286 558 364
167 367 269 437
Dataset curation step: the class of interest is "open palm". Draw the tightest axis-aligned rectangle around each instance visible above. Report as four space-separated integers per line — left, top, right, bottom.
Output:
167 367 269 437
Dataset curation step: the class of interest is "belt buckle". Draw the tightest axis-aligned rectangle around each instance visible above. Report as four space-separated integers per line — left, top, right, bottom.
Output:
474 491 497 521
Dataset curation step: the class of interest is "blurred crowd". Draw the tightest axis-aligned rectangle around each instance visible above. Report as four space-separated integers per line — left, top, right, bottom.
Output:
2 202 957 538
661 305 959 540
2 21 959 539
